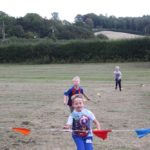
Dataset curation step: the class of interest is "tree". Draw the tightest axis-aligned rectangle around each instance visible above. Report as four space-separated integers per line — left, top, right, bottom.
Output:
0 11 16 38
51 12 59 21
7 25 24 37
18 13 45 37
85 18 94 29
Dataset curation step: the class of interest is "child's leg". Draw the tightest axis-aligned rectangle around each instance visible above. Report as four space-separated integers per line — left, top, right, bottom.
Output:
118 79 121 91
115 79 118 89
84 137 93 150
72 135 85 150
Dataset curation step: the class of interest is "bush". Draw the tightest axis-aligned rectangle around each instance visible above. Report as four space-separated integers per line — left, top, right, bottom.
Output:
0 38 150 63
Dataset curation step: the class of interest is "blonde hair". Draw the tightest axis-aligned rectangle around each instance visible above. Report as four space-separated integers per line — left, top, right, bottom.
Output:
71 94 83 102
72 76 80 82
115 66 120 70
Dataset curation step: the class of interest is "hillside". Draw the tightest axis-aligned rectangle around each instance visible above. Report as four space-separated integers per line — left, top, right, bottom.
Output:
94 31 145 40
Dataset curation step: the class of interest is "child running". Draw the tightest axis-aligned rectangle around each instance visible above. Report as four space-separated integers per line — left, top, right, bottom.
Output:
113 66 122 91
64 76 90 112
64 94 101 150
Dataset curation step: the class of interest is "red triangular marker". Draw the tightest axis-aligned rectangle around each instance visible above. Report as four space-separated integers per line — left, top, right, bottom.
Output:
12 128 31 135
93 129 112 140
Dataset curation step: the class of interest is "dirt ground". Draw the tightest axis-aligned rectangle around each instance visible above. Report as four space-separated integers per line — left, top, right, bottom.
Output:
0 63 150 150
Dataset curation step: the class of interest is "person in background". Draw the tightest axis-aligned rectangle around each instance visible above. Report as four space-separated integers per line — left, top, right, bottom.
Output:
113 66 122 91
64 76 91 112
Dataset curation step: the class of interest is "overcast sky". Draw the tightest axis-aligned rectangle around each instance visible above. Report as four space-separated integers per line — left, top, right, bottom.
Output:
0 0 150 22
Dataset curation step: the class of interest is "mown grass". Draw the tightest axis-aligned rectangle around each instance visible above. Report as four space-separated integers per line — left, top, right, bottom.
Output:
0 62 149 83
0 62 150 150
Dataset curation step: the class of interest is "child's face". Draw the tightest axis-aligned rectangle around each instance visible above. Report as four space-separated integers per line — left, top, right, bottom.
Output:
73 79 80 86
72 98 84 112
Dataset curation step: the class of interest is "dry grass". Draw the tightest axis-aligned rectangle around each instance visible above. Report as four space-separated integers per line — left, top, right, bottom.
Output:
94 31 144 40
0 62 150 150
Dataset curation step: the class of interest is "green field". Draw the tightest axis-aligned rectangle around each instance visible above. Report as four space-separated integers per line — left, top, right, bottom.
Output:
0 62 150 82
0 62 150 150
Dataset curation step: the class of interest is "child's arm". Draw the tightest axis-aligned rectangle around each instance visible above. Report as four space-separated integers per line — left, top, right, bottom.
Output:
82 93 91 101
64 95 68 105
113 71 116 79
63 124 71 129
64 88 72 105
64 115 72 129
93 119 101 130
119 71 122 79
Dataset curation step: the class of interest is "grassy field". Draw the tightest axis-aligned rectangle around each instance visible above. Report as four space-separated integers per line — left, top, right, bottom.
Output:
94 31 145 40
0 62 150 150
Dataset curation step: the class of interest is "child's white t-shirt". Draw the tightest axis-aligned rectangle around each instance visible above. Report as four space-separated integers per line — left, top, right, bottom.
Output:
67 108 96 137
114 70 122 80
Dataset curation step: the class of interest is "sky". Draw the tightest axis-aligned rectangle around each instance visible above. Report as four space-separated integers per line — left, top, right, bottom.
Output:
0 0 150 22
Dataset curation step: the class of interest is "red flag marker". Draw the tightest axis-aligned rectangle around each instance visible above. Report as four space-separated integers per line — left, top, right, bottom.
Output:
12 128 31 135
93 129 112 140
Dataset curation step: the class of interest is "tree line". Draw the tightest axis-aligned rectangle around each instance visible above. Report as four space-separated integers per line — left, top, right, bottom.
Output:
0 11 93 40
0 11 150 40
75 13 150 35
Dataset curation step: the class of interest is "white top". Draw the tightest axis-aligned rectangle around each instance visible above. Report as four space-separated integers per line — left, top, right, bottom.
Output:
67 108 96 137
114 70 122 80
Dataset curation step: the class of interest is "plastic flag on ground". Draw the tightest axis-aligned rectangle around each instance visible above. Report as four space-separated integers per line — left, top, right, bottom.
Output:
12 128 31 135
93 129 112 140
135 128 150 138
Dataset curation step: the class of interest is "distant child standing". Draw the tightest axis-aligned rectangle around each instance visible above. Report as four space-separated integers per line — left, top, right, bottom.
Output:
113 66 122 91
64 76 90 112
64 94 101 150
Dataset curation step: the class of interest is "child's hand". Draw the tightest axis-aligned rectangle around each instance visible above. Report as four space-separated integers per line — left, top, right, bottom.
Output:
64 100 67 105
87 98 91 101
93 128 99 131
83 97 91 101
63 125 70 129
